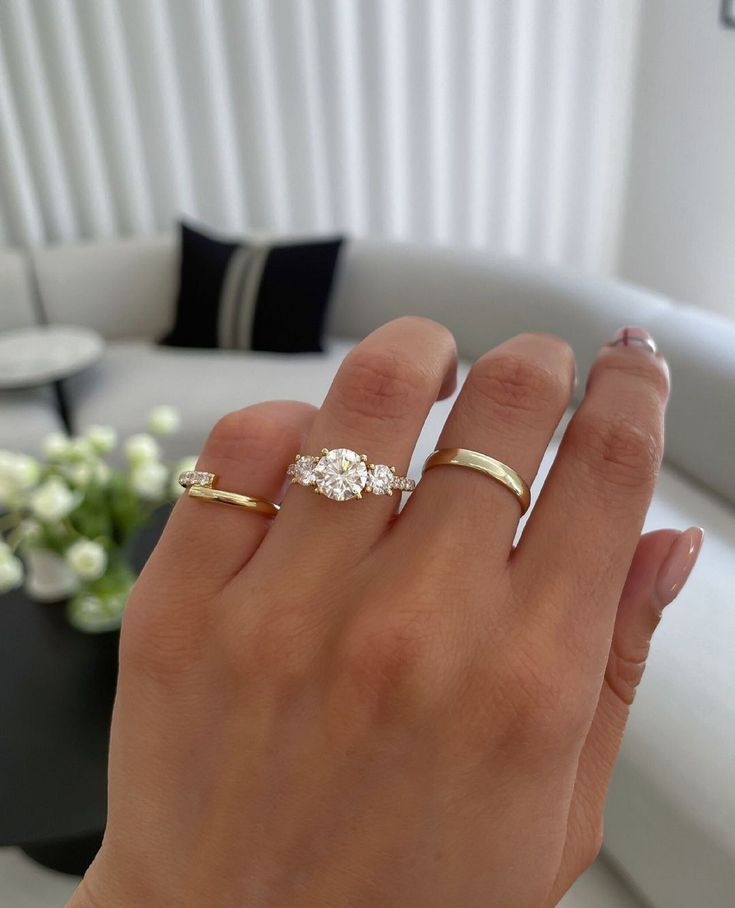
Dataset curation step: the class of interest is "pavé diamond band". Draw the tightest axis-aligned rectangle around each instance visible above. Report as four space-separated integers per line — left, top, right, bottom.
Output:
177 470 279 516
287 448 416 501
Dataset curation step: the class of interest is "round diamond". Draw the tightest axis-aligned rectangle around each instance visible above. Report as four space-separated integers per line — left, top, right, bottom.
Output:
367 464 394 495
293 456 316 486
313 448 368 500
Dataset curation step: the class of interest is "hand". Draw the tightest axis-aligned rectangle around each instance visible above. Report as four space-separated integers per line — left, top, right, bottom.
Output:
69 318 701 908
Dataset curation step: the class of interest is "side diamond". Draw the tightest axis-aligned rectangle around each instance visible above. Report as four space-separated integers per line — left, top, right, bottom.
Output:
292 456 317 486
367 464 394 495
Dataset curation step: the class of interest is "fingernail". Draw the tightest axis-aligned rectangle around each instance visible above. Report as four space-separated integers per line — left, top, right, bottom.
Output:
655 526 704 608
608 326 658 356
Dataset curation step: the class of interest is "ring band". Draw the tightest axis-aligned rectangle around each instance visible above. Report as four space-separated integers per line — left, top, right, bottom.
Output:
421 448 531 515
287 447 415 501
178 470 279 517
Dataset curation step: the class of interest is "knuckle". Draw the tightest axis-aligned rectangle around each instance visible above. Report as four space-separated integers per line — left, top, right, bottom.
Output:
334 611 444 723
469 350 568 423
206 406 280 465
332 346 430 424
604 643 648 707
572 412 662 493
490 640 587 750
219 600 320 691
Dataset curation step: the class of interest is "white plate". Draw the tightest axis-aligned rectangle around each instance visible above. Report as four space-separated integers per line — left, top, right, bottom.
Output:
0 326 104 389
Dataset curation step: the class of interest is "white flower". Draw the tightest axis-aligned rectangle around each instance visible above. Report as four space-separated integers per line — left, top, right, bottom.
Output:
148 405 181 435
64 461 93 487
0 552 23 592
172 456 197 496
65 539 108 581
130 460 168 500
85 424 117 453
92 461 112 485
67 437 94 460
15 519 41 544
125 433 161 466
0 451 40 490
42 432 73 461
29 477 78 523
23 549 79 601
12 454 41 489
0 477 19 508
0 450 15 476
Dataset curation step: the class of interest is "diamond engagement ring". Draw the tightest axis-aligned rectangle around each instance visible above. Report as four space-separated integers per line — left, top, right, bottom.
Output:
287 448 416 501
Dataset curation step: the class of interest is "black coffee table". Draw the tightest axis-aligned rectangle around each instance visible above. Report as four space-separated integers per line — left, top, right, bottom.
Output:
0 507 169 874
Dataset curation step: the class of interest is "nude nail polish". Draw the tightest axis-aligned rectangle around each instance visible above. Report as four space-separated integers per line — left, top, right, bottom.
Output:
655 526 704 608
609 326 658 355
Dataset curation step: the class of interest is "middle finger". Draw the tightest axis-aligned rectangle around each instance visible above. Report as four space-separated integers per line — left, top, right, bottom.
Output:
264 317 458 561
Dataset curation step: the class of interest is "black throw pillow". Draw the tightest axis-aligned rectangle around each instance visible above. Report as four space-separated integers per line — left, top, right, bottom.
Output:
161 222 345 353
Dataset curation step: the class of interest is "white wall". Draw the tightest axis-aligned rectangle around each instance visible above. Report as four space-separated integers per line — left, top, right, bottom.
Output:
0 0 639 277
618 1 735 318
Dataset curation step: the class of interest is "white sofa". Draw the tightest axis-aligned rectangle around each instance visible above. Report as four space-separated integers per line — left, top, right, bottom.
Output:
1 235 734 907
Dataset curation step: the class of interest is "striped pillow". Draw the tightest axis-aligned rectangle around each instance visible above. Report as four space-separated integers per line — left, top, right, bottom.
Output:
161 222 345 353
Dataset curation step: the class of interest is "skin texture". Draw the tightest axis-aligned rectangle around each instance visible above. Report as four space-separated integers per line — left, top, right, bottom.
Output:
68 318 702 908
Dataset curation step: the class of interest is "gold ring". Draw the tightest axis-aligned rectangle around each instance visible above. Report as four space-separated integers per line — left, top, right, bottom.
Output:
421 448 531 515
177 470 279 517
286 447 415 501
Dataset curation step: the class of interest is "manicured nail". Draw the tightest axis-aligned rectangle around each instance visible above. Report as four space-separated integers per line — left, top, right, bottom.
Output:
608 326 658 355
655 526 704 608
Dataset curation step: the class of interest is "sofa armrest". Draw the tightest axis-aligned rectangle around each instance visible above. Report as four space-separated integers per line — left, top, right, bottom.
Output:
31 234 177 342
332 240 735 507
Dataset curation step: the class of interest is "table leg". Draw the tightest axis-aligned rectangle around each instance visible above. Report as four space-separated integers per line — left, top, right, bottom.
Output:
51 380 73 434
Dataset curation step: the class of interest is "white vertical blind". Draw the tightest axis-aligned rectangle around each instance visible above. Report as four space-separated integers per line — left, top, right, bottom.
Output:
0 0 640 274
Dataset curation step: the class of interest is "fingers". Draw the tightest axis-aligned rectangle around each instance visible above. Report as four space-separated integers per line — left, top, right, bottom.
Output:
402 333 575 563
145 401 317 594
549 527 703 901
267 317 457 557
514 327 670 665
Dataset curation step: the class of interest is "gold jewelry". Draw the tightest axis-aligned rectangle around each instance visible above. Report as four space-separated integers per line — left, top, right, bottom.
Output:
286 447 416 502
421 448 531 515
177 470 279 517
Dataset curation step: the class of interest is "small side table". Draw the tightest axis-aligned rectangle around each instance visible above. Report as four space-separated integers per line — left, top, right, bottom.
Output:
0 326 105 432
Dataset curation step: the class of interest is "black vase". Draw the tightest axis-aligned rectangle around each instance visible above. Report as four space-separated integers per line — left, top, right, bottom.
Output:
0 507 169 876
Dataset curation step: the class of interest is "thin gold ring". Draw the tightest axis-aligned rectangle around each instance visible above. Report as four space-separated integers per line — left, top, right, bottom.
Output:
421 448 531 515
178 471 279 517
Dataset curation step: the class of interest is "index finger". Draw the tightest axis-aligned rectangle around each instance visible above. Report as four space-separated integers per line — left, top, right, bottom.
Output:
512 326 670 662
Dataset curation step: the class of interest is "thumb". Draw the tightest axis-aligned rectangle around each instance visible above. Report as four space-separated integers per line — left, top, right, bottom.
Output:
550 526 704 903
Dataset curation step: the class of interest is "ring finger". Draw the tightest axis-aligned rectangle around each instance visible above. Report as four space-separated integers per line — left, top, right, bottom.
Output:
402 333 575 565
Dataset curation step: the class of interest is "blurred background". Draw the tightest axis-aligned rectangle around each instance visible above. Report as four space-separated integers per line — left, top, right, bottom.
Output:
0 0 732 315
0 2 733 906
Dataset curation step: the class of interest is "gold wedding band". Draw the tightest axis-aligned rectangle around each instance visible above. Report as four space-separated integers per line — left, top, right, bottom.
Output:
178 470 279 517
421 448 531 515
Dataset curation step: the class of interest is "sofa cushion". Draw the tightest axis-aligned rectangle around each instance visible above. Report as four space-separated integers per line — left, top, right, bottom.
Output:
32 235 178 342
62 339 357 458
161 223 345 353
0 249 39 332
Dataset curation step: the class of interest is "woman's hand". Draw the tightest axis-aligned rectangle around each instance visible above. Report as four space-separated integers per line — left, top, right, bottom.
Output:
70 319 701 908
